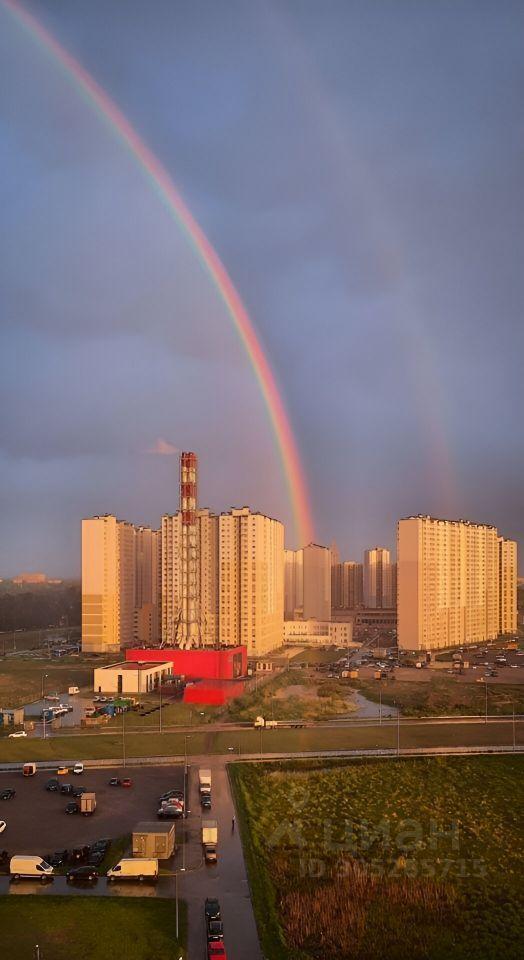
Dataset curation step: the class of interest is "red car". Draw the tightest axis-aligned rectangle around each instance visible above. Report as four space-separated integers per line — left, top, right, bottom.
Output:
121 778 133 788
207 941 226 960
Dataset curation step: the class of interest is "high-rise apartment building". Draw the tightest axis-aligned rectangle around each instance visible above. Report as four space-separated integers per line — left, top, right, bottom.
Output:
303 543 331 620
363 547 392 608
398 516 504 651
284 548 303 619
219 508 284 656
161 510 219 647
332 561 364 610
134 526 161 645
498 537 518 634
82 515 136 654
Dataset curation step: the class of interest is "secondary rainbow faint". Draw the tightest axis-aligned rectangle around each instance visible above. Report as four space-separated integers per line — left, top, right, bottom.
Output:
2 0 314 546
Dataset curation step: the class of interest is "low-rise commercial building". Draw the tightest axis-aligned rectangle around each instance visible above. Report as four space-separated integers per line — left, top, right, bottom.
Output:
132 822 175 860
93 660 172 695
284 619 354 647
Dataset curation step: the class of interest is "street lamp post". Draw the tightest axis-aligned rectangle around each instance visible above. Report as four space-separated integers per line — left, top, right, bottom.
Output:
175 872 179 938
42 674 48 740
159 685 163 735
122 707 126 768
182 734 191 872
397 705 400 757
379 684 382 726
485 681 488 724
512 703 516 751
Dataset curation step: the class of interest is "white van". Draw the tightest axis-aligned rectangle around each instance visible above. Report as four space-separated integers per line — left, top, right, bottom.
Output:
10 856 54 881
107 858 158 882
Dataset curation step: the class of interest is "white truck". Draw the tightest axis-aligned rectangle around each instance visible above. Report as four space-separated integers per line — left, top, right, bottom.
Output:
253 716 278 729
80 792 96 816
10 856 54 881
202 819 218 864
107 858 158 882
198 768 212 797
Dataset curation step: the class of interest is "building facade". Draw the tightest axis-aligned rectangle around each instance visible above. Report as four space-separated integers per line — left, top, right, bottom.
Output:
134 526 161 645
284 618 354 647
82 515 136 654
363 547 392 608
284 548 303 618
302 543 331 621
498 537 518 634
398 516 504 651
332 561 364 610
218 508 284 656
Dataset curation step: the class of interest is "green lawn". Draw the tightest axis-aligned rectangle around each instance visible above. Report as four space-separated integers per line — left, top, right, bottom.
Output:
105 696 223 730
0 719 522 763
0 896 187 959
351 675 524 717
0 657 98 709
230 755 524 960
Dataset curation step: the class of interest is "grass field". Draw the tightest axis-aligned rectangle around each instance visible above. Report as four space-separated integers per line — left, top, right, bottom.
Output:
230 755 523 960
227 669 357 722
0 896 187 959
0 657 98 709
352 675 524 717
0 719 522 763
105 696 223 730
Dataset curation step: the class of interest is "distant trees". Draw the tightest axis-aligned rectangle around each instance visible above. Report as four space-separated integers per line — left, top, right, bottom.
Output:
0 584 80 632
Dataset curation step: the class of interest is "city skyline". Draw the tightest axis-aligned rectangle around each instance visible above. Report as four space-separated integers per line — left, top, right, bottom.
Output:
1 0 523 575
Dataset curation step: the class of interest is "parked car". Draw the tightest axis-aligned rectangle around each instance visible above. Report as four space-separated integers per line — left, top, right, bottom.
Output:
65 801 79 815
207 941 227 960
44 851 68 868
60 783 74 795
0 821 6 834
158 790 184 803
67 865 99 882
87 849 105 867
70 846 90 862
207 920 224 942
45 779 59 792
72 785 86 798
73 763 84 775
57 766 69 775
8 731 27 739
108 778 121 787
0 789 15 800
157 804 183 820
205 898 221 921
121 778 133 788
90 838 111 853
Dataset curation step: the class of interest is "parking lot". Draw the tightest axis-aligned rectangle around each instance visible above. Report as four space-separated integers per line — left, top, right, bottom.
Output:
0 765 185 859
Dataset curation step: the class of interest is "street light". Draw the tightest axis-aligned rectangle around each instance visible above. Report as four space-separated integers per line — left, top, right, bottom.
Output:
42 674 48 740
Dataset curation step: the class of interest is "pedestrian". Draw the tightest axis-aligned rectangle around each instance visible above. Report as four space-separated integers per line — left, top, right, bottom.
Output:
231 815 236 832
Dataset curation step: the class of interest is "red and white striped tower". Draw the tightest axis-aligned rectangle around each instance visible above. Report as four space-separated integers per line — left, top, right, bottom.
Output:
179 451 200 648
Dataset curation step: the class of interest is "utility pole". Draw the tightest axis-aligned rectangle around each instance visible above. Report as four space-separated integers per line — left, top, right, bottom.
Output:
175 872 179 938
512 703 516 752
379 684 382 725
485 681 488 724
397 706 400 757
159 685 163 735
122 707 126 768
42 674 48 740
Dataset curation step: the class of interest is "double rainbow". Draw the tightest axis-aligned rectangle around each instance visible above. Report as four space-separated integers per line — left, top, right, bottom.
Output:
3 0 314 546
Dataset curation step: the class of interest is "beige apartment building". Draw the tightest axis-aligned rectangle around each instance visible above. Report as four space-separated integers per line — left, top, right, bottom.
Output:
284 548 304 618
134 526 161 645
302 543 332 620
82 515 136 654
397 515 513 651
499 537 518 634
363 547 392 608
219 508 284 656
161 509 219 647
332 561 364 610
284 618 354 647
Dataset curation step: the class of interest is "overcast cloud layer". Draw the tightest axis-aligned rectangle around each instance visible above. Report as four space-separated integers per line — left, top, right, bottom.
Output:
1 0 523 575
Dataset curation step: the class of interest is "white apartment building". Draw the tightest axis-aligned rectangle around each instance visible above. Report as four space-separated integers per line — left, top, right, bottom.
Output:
398 516 507 651
284 548 303 618
134 526 161 645
219 508 284 656
161 510 219 647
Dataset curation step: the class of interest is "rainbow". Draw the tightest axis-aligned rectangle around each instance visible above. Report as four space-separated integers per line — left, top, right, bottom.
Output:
2 0 314 546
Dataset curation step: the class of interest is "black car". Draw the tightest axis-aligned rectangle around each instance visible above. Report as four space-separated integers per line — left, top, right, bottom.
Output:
207 920 224 942
60 783 74 795
0 789 15 800
45 778 59 792
44 850 68 868
157 806 182 820
159 790 184 803
65 801 79 815
87 850 105 867
70 845 90 862
201 795 212 810
67 865 99 882
72 785 86 798
205 898 221 922
91 838 111 851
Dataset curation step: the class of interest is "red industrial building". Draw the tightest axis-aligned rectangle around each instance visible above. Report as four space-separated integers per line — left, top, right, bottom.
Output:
125 645 247 681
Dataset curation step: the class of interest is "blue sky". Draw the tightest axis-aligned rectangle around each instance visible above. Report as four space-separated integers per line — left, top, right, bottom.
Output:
1 0 523 575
